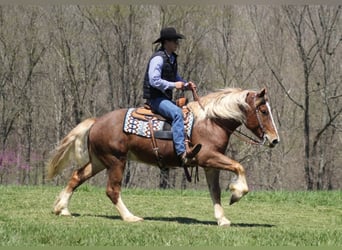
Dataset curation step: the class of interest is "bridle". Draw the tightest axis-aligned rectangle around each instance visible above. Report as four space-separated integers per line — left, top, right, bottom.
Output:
228 93 267 146
254 94 267 141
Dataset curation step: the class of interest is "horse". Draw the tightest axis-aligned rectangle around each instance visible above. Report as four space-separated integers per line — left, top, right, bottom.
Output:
46 87 279 226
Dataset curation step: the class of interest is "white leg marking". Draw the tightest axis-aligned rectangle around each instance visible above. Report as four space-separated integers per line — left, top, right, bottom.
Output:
214 204 231 226
229 174 249 204
115 194 143 222
54 188 72 216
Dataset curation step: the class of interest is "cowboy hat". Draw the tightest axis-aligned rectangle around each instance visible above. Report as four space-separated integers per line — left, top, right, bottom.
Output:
153 27 185 44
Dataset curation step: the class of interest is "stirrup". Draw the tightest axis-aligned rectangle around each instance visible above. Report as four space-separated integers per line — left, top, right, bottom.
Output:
180 144 202 182
185 144 201 159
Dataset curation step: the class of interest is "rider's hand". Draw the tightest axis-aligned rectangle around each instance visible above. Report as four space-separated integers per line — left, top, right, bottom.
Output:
175 81 184 89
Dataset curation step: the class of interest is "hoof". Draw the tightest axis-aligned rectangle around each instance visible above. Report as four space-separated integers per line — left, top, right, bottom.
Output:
124 216 144 223
218 217 231 227
229 193 241 205
229 184 248 205
54 207 71 216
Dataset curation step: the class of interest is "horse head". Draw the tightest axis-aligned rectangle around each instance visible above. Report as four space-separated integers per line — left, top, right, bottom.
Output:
245 88 280 148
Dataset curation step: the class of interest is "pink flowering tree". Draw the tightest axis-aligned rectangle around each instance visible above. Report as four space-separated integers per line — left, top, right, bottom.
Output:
0 147 42 185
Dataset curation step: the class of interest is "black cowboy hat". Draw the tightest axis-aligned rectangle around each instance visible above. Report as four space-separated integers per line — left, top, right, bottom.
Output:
153 27 185 44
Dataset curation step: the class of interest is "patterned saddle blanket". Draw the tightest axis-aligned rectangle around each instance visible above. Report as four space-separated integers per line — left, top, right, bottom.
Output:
123 107 194 140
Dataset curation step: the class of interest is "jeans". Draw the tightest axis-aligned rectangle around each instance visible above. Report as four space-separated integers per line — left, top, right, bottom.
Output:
148 97 185 156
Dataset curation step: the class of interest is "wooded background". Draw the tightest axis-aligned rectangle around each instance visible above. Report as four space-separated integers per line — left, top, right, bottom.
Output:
0 5 341 191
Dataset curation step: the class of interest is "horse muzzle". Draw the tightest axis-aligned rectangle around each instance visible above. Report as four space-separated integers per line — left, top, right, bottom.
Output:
264 134 280 148
269 138 279 148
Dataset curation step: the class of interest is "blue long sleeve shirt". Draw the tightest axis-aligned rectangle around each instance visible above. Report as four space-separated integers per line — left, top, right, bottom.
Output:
148 51 186 93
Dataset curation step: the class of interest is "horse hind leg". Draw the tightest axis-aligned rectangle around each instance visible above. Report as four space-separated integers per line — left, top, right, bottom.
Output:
53 162 103 216
114 193 143 222
106 158 143 222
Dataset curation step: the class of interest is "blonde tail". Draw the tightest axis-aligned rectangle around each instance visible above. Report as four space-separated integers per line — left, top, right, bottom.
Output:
47 118 96 179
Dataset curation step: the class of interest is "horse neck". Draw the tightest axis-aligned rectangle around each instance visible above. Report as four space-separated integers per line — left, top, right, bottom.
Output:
211 117 242 136
188 100 243 135
193 117 241 153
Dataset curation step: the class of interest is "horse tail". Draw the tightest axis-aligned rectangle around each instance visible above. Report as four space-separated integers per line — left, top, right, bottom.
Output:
46 118 96 179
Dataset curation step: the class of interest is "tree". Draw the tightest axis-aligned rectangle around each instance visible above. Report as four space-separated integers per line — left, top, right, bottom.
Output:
17 6 47 184
0 6 21 150
307 6 342 189
250 5 341 190
52 6 102 125
0 5 341 190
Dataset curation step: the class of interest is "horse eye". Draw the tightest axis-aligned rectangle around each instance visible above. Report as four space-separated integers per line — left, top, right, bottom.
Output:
260 108 268 115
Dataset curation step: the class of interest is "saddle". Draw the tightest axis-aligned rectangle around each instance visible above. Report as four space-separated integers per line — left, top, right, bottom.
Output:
131 105 166 121
124 101 197 182
131 103 190 125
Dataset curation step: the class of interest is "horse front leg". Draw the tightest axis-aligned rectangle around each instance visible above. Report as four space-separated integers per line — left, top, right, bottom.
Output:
229 166 249 205
204 168 231 226
202 152 249 206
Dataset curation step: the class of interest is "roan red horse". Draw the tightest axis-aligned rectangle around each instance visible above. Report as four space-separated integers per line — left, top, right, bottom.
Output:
47 87 279 226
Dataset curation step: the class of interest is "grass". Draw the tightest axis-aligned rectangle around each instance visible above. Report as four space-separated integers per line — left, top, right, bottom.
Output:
0 185 341 246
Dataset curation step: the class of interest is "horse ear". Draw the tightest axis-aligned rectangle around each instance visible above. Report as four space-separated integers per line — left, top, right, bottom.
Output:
255 88 267 107
257 88 267 98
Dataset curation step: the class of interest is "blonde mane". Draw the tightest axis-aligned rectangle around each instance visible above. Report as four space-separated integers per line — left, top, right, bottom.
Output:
188 88 250 122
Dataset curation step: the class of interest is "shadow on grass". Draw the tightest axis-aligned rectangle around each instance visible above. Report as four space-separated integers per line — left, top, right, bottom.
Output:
144 217 275 227
76 213 275 227
231 223 275 228
144 216 217 225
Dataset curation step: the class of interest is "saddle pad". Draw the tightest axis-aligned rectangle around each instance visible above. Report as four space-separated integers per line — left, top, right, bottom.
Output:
123 108 194 139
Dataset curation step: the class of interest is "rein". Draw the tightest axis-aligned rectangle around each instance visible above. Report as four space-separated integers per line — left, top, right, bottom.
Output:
228 128 265 146
214 119 265 146
189 85 205 110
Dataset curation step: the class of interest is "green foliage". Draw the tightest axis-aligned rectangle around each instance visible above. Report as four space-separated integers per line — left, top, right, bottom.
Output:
0 185 341 246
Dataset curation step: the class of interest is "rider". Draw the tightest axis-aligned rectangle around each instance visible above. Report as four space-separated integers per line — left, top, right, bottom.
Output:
143 27 201 167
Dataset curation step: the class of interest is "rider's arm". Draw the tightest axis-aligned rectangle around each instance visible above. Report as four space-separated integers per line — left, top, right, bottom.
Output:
148 56 176 91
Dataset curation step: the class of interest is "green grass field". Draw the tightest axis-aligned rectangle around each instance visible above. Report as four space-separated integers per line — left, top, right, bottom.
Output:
0 185 341 247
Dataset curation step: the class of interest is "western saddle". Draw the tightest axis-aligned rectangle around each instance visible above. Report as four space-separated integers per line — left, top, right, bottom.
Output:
130 97 198 182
